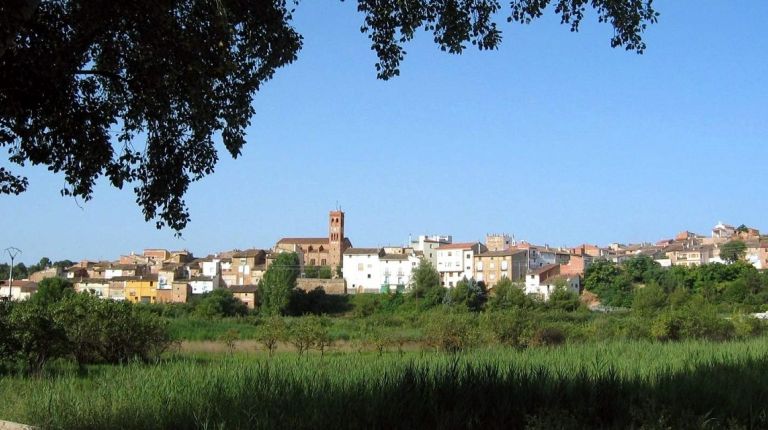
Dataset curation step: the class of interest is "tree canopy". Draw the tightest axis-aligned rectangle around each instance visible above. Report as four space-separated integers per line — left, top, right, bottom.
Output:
1 0 659 231
720 240 747 264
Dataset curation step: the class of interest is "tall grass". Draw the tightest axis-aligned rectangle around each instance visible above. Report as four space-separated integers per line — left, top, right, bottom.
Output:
3 337 768 428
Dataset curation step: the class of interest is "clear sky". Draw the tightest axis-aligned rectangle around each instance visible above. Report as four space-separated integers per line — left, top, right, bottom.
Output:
2 2 767 265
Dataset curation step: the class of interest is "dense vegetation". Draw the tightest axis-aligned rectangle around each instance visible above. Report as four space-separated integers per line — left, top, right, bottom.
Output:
0 278 172 374
583 256 768 311
2 257 768 427
3 339 768 429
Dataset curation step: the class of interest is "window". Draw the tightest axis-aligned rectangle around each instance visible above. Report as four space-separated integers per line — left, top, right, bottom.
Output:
321 259 326 265
501 261 508 270
357 263 364 271
490 262 495 269
367 274 371 279
476 262 483 271
448 252 452 257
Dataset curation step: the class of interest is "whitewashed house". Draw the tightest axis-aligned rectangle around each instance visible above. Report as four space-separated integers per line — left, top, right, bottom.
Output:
436 242 487 287
343 247 420 293
343 248 382 293
410 234 452 268
525 264 580 300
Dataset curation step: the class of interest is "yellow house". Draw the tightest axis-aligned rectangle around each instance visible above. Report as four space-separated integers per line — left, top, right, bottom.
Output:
124 275 159 304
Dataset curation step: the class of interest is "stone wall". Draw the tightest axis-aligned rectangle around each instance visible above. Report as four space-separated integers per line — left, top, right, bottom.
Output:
296 278 346 295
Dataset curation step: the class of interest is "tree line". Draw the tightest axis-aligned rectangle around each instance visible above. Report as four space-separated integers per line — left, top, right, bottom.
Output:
0 278 172 374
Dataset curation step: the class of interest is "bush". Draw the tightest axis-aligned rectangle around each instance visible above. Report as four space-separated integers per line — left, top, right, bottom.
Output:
423 311 477 353
256 316 287 357
651 303 733 342
194 289 248 319
28 277 74 306
732 313 763 339
481 311 531 348
632 283 667 316
288 288 351 316
487 279 532 310
288 315 329 356
8 301 68 373
445 278 487 311
529 326 566 347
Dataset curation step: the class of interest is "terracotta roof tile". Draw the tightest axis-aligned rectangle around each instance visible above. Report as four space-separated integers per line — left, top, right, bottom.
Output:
436 242 478 250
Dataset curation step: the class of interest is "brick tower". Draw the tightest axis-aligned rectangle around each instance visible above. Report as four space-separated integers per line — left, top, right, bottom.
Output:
328 210 345 272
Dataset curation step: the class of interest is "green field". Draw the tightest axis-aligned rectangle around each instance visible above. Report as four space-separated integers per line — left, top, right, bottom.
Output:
3 337 768 429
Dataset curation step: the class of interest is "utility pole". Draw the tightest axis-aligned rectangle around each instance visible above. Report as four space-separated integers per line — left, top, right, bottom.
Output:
4 247 21 300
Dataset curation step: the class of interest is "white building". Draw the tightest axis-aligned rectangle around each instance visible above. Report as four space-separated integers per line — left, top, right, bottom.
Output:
527 274 581 301
526 246 571 270
410 234 452 268
380 253 419 292
0 280 37 301
436 242 487 287
189 276 220 295
343 247 420 293
712 221 736 241
343 248 382 293
525 264 562 299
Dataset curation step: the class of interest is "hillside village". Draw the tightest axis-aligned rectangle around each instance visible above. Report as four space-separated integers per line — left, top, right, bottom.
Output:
1 211 765 307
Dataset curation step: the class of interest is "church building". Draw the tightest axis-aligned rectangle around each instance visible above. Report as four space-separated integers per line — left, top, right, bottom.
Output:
273 210 352 275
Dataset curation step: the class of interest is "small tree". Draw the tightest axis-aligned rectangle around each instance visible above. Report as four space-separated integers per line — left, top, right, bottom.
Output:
720 240 747 264
194 288 248 319
260 253 300 316
410 259 441 299
631 283 667 316
304 264 319 279
29 277 74 306
9 301 68 374
289 315 322 356
317 266 332 279
220 329 240 355
53 293 104 370
256 316 286 357
481 310 531 349
446 278 487 311
487 278 532 310
424 312 477 353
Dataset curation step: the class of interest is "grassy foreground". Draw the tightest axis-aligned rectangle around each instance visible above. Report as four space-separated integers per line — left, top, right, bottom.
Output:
3 338 768 429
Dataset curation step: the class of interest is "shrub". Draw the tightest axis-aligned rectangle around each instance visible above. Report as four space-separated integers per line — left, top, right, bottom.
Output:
481 311 531 348
288 315 327 356
194 289 248 319
256 316 287 357
732 314 763 339
530 326 566 347
28 277 74 306
445 278 487 311
487 279 532 310
220 329 240 354
632 283 667 316
8 301 68 374
423 311 477 353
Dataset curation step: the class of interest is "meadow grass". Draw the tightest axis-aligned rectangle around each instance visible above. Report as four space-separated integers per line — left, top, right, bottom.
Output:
3 337 768 429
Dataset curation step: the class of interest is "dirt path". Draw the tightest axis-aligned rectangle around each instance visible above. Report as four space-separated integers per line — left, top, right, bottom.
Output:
179 340 426 354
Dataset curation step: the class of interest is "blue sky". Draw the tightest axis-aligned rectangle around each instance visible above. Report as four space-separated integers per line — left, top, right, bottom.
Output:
2 1 767 265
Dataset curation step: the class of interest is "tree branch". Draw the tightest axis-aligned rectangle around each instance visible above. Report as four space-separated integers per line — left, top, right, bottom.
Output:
75 69 129 83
